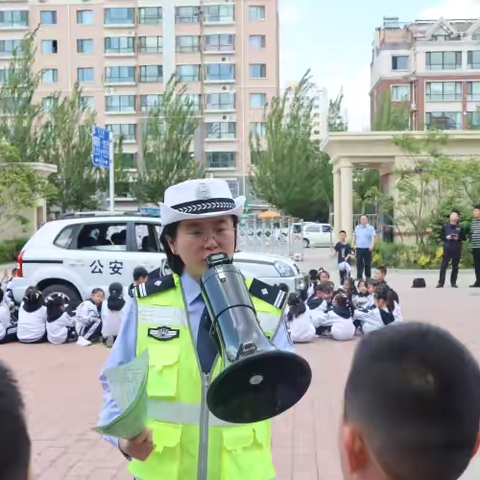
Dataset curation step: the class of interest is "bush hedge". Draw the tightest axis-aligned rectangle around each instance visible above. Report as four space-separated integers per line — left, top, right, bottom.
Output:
371 241 475 269
0 238 27 265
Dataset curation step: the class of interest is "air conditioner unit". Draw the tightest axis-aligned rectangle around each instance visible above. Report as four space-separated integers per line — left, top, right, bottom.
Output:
410 103 417 111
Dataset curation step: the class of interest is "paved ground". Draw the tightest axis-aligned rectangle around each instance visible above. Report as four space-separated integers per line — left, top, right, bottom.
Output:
1 248 479 479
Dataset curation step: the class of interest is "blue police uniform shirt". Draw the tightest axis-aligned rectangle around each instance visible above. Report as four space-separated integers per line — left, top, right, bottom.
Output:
98 271 294 449
354 224 376 249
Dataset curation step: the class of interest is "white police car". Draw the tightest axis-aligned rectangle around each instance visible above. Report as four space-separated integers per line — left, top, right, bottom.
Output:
11 212 306 304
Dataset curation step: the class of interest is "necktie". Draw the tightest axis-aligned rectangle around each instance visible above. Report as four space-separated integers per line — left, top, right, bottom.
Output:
197 307 219 374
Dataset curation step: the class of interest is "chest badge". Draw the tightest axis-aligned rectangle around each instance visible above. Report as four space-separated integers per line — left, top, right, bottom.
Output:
148 326 180 341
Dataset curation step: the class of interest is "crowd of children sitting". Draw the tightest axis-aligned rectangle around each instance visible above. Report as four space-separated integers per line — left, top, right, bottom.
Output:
0 266 149 347
284 265 403 344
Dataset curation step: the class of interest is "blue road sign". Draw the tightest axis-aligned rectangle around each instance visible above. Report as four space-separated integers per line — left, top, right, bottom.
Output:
92 126 111 168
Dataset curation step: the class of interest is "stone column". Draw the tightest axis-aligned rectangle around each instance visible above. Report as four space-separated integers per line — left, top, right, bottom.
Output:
333 168 341 234
340 163 353 238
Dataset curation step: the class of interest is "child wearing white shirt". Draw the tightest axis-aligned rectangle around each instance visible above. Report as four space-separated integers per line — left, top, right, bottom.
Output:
0 288 16 344
17 287 47 343
75 288 105 346
286 293 315 343
46 295 76 345
101 282 127 348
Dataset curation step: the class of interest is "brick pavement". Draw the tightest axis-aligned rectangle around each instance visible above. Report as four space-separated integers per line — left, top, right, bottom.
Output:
0 249 479 479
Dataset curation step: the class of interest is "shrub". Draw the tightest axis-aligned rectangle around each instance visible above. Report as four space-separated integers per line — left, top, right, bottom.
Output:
0 238 27 264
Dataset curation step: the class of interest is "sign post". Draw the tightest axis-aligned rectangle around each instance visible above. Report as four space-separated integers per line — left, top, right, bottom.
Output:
92 126 114 212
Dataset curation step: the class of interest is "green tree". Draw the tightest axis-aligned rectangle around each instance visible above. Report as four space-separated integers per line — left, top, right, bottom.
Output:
0 31 50 164
372 89 410 131
133 76 204 204
42 83 99 211
328 88 348 132
250 72 332 221
353 169 379 214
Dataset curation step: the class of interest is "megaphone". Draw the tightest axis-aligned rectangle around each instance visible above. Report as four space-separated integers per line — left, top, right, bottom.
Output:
201 253 312 424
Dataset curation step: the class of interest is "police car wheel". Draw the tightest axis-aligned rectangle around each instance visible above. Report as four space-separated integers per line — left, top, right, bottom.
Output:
41 284 81 308
303 238 310 248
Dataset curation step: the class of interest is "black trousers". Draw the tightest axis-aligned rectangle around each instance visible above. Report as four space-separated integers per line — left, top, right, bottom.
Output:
439 245 462 286
473 248 480 285
356 248 372 280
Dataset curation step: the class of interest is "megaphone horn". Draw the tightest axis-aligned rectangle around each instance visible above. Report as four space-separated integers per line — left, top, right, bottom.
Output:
201 253 312 424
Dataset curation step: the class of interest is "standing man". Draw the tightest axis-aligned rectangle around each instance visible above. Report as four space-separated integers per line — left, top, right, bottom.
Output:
354 215 376 280
437 209 466 288
470 205 480 288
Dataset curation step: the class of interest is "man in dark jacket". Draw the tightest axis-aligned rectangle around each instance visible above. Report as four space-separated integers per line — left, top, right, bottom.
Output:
437 209 466 288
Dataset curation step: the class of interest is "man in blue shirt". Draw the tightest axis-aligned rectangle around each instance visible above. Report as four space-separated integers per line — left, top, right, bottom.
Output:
353 215 376 280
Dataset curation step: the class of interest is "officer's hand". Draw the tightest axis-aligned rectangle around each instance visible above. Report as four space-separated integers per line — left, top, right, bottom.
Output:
119 428 154 461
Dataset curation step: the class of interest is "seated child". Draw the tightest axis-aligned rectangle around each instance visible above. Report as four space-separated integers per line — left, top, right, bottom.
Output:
307 270 319 298
309 283 334 327
46 295 76 345
75 288 105 346
0 360 32 480
340 323 480 480
128 266 149 297
374 265 400 304
316 292 355 341
318 269 331 285
17 287 47 344
286 293 315 343
353 280 369 309
356 288 403 335
101 282 127 347
0 288 17 344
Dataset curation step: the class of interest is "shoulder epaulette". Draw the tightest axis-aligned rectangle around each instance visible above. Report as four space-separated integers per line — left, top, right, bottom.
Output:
249 278 287 309
136 274 175 298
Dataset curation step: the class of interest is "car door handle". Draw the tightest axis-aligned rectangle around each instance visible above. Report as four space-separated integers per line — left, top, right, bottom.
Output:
68 260 85 267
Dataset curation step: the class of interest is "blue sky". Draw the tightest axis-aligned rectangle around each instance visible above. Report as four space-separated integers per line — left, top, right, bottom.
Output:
278 0 480 130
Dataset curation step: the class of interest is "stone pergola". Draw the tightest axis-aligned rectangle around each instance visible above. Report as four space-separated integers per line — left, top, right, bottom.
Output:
322 131 480 239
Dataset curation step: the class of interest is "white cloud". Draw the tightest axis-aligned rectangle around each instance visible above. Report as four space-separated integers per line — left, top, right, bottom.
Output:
419 0 480 19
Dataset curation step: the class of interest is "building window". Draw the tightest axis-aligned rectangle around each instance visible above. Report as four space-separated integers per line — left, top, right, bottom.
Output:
176 65 200 82
473 32 480 41
0 11 28 28
105 66 135 83
118 153 136 169
467 112 480 128
81 96 95 110
140 94 163 113
425 112 462 130
106 95 135 112
176 35 200 53
426 82 462 101
249 6 265 21
77 39 93 54
139 36 162 54
181 93 201 111
205 64 234 81
206 152 236 168
140 65 163 83
105 37 135 54
249 35 265 52
41 39 58 54
106 123 136 141
426 51 462 70
206 93 235 110
0 39 23 57
175 6 200 23
104 8 135 25
41 96 57 112
250 93 267 108
250 63 266 78
206 122 236 139
250 122 266 138
204 5 234 23
468 51 480 69
392 55 409 70
77 10 93 24
468 82 480 100
432 33 450 41
391 85 410 101
204 34 234 52
139 7 162 24
41 68 57 84
40 11 57 25
78 67 94 82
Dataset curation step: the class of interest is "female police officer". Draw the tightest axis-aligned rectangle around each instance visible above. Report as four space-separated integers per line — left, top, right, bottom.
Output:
98 179 293 480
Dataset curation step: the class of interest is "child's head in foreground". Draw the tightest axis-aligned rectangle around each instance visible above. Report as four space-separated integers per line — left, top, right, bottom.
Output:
340 322 480 480
0 361 31 480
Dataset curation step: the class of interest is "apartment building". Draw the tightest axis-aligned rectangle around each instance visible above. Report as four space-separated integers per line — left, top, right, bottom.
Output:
0 0 280 200
284 80 328 141
371 16 480 130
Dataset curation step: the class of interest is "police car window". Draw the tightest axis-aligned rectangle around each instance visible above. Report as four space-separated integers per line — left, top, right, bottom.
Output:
76 223 127 251
135 224 160 252
322 225 332 233
306 225 320 233
54 226 76 249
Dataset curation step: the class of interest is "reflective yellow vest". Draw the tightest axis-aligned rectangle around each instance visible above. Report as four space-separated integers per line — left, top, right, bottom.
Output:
129 273 285 480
